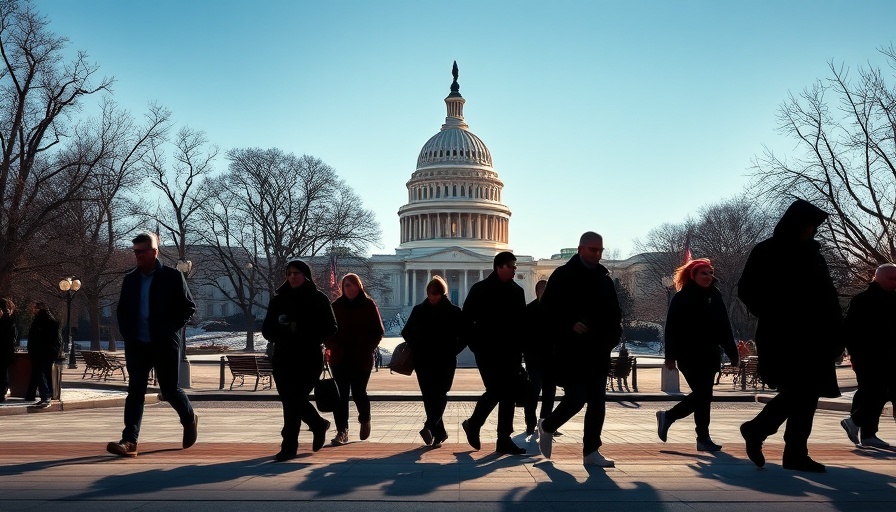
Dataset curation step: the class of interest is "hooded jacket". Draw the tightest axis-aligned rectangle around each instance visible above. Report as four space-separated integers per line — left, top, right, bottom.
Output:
737 199 843 395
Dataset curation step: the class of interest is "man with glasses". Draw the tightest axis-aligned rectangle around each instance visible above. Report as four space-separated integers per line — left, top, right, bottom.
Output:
107 232 198 457
537 231 622 467
461 251 528 455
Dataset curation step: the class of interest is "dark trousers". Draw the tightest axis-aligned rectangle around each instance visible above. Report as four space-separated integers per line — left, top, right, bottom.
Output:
542 373 607 455
850 370 893 438
469 354 516 438
416 362 455 438
0 356 11 398
523 359 556 428
745 389 818 458
273 357 327 451
666 365 716 439
121 341 194 444
28 357 53 401
331 362 372 431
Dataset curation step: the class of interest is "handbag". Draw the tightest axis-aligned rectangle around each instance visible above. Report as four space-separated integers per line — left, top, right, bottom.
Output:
388 341 415 375
314 363 340 412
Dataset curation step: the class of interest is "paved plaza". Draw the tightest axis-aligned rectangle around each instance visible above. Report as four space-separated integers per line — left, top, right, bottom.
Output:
1 359 895 510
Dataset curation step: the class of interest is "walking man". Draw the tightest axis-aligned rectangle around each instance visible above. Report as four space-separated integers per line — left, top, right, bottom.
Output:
107 232 198 457
523 279 556 436
462 251 528 455
840 263 896 448
537 232 622 467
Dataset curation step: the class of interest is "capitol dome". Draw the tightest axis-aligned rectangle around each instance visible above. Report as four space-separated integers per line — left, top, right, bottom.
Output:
397 62 511 255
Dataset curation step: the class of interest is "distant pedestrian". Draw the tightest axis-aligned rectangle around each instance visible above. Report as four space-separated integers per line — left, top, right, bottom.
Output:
107 232 198 458
0 297 17 402
462 251 528 455
326 273 384 446
656 258 738 452
737 199 844 473
840 263 896 448
26 302 60 408
537 232 622 467
402 276 466 447
373 347 382 371
262 259 337 461
522 279 556 436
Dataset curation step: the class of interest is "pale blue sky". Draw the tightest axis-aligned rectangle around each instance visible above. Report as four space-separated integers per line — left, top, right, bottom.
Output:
37 0 896 259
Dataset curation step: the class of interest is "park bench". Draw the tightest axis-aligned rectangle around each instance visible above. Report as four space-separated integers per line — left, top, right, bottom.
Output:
226 354 273 391
80 350 127 381
607 354 637 392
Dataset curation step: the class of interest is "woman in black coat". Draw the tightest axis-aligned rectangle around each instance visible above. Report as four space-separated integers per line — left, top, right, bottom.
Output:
401 276 466 447
656 259 738 452
737 199 843 473
1 297 18 402
27 302 61 407
262 259 337 461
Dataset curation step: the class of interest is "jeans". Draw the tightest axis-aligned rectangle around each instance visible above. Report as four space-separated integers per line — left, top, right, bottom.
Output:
543 373 607 455
745 389 819 459
121 341 194 444
416 361 455 438
665 365 716 439
469 354 517 438
331 362 373 431
273 353 327 451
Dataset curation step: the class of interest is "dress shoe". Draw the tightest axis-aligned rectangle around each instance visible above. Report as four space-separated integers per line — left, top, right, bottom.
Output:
656 410 670 442
432 432 448 448
419 428 434 446
461 419 480 450
583 450 615 467
860 435 891 448
495 437 526 455
106 440 138 457
312 420 330 452
182 413 199 449
331 429 349 446
538 421 553 458
840 417 859 444
782 456 826 473
740 422 765 468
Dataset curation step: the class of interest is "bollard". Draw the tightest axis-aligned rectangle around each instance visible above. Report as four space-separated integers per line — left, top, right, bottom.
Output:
219 356 226 390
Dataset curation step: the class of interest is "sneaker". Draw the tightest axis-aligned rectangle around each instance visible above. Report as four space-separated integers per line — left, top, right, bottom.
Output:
331 429 349 446
860 435 891 448
782 455 826 473
360 421 371 441
34 400 51 409
538 421 553 458
106 440 138 457
273 449 297 462
535 418 544 440
183 413 199 449
583 450 615 467
495 437 526 455
312 420 330 452
840 417 860 444
419 428 434 446
740 421 765 468
656 410 670 442
461 419 480 450
696 436 722 452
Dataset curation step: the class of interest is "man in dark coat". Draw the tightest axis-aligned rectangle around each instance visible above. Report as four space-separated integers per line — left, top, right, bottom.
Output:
522 279 555 435
26 302 61 407
738 199 843 473
537 232 622 467
461 251 528 455
840 263 896 448
107 232 198 458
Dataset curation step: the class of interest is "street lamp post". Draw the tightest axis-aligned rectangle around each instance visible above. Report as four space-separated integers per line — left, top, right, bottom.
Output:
59 277 82 369
176 259 193 389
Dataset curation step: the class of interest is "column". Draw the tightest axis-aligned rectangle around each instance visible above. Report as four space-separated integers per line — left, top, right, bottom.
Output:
460 270 467 304
411 270 417 305
404 270 410 306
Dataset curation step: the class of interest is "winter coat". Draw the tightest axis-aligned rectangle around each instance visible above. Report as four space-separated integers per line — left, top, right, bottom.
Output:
843 282 896 380
401 296 466 370
461 271 526 363
665 280 738 372
117 259 195 349
326 294 384 369
27 310 61 363
0 313 16 364
522 298 551 369
262 279 337 371
737 199 843 396
540 253 622 377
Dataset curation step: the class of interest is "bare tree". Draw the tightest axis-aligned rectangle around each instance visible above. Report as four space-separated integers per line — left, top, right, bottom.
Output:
0 1 114 295
751 46 896 282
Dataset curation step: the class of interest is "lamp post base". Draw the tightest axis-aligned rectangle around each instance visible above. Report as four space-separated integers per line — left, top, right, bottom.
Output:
178 360 192 389
67 343 78 369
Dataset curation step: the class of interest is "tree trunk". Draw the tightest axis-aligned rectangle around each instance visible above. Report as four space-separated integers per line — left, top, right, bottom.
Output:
244 313 255 352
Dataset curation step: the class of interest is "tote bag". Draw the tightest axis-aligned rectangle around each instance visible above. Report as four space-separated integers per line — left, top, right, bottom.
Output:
314 363 340 412
388 341 415 375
